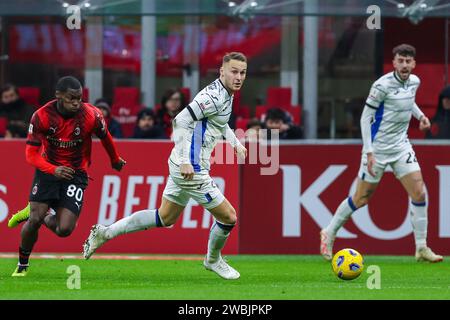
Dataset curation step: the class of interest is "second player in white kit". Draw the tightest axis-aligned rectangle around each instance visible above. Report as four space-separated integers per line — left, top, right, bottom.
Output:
320 44 443 263
83 52 248 280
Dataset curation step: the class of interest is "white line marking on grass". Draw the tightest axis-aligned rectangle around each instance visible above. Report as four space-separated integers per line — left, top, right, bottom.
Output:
0 253 204 261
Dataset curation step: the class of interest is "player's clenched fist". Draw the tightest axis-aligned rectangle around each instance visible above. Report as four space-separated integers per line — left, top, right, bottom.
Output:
180 163 195 180
235 144 247 160
419 116 431 131
54 166 75 180
112 157 126 172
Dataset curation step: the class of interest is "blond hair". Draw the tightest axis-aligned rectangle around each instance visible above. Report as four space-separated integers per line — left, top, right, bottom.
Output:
222 52 247 64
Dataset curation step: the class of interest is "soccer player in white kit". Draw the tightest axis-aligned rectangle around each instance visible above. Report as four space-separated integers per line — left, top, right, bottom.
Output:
320 44 443 263
83 52 248 279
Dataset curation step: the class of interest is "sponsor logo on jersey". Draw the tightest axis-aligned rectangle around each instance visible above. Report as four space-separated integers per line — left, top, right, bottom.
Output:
47 137 83 148
32 184 38 195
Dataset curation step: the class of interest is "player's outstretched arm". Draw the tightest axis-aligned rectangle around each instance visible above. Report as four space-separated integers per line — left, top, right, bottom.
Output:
93 109 126 171
412 103 430 131
100 130 126 171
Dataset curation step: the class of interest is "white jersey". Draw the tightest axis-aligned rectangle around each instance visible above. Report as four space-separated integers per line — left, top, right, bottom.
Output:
364 71 421 154
169 78 236 174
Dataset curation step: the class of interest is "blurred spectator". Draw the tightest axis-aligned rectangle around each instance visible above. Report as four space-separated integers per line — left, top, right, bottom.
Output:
263 108 303 139
245 118 262 141
426 86 450 139
4 123 28 139
94 98 123 138
156 88 186 138
0 84 34 134
132 108 166 139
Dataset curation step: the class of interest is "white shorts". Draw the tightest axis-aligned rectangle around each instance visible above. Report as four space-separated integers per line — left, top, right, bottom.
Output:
357 147 421 183
162 171 225 210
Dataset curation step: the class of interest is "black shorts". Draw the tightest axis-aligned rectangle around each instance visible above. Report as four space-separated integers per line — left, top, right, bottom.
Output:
29 169 88 216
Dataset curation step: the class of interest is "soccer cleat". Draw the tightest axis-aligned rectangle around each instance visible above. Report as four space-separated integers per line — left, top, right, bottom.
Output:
8 204 31 228
83 224 109 260
415 247 443 263
203 256 240 280
320 229 335 261
11 264 29 277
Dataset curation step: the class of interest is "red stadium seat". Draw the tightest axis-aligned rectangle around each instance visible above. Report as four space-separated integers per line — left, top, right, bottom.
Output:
112 87 140 107
285 105 302 125
111 87 141 138
180 87 191 103
18 87 40 108
255 105 269 121
233 91 250 118
413 64 445 107
236 118 249 131
267 87 292 109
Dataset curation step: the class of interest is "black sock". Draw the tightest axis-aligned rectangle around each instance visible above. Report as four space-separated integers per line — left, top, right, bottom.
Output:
19 246 31 266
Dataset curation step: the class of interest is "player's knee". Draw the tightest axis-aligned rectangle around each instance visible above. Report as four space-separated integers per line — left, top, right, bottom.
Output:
159 212 177 227
56 225 74 237
222 207 237 225
28 213 44 228
162 217 176 227
353 196 369 208
411 189 426 202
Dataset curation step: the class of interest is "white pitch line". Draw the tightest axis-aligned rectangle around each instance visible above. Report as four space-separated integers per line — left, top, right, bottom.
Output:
0 253 204 261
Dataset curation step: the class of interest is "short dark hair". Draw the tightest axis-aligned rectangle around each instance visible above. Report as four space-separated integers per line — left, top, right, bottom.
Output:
137 108 155 122
1 83 19 96
392 44 416 58
265 108 287 123
223 52 247 64
55 76 82 93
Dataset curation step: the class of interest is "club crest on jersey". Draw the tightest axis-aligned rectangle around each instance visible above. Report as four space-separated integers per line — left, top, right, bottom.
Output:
32 184 38 195
74 126 81 136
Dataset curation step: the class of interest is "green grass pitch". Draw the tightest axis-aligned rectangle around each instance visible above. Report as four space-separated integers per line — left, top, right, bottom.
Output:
0 255 449 300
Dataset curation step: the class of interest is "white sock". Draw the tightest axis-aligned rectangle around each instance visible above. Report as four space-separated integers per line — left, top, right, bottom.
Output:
410 201 427 249
325 197 357 236
104 209 164 239
207 220 234 263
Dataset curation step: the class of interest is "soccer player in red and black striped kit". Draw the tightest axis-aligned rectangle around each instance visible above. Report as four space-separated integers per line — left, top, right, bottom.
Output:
12 76 126 276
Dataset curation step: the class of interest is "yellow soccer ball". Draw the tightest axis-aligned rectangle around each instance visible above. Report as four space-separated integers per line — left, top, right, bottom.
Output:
332 248 364 280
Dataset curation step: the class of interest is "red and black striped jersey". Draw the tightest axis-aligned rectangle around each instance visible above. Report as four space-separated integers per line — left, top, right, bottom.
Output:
26 100 109 172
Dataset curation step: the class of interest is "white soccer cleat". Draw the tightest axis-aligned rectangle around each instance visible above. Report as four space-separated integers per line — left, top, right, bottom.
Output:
83 224 109 260
320 229 335 261
415 247 443 263
203 257 240 280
